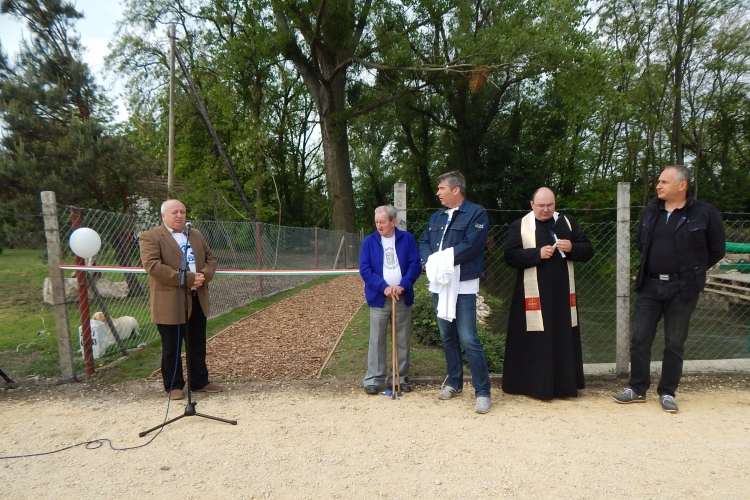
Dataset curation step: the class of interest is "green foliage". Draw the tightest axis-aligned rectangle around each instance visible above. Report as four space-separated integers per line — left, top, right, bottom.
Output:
411 282 440 346
477 325 505 374
0 0 156 247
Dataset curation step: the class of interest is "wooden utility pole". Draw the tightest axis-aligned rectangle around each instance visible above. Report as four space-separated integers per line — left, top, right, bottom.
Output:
168 24 176 196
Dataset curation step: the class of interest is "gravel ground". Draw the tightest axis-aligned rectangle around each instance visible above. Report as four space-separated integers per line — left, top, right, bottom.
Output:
1 376 750 499
3 275 750 498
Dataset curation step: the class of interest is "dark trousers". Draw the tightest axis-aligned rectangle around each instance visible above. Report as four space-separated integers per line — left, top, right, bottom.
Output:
629 277 698 397
157 293 210 392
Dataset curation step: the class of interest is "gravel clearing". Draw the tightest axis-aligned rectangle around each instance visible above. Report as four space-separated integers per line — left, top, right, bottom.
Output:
2 275 750 498
2 377 750 499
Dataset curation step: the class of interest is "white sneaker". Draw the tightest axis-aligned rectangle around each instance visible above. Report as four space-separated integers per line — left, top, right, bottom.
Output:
437 385 462 400
475 396 491 414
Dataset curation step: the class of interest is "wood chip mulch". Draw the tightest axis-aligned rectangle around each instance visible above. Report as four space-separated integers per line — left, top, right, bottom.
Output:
205 274 364 381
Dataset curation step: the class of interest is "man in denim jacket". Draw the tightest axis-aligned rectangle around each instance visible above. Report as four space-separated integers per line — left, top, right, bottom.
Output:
359 206 422 395
613 165 725 413
418 171 492 414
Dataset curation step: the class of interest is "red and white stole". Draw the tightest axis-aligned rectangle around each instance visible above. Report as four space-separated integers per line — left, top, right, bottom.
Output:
520 211 578 331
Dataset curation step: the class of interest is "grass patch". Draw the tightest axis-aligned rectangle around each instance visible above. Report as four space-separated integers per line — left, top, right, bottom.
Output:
321 300 447 380
0 249 86 377
0 249 57 351
322 276 507 380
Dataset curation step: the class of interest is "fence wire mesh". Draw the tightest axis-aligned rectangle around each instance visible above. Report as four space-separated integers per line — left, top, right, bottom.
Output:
407 208 750 374
53 205 360 360
35 202 750 373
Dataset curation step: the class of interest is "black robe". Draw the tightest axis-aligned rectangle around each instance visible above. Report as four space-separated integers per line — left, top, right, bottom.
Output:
502 215 594 400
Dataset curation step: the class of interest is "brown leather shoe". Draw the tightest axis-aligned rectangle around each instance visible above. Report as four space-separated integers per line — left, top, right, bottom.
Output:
169 389 184 400
195 383 223 393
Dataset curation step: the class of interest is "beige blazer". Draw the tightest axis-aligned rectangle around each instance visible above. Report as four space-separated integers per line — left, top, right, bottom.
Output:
139 224 217 325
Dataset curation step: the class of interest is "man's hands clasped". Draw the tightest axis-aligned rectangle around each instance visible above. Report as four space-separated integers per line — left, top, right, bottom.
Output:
384 285 405 300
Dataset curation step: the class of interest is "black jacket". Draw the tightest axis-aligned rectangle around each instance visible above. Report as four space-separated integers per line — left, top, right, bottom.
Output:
635 194 725 301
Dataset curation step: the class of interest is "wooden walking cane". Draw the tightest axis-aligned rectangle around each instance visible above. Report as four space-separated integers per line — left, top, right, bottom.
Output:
391 294 402 399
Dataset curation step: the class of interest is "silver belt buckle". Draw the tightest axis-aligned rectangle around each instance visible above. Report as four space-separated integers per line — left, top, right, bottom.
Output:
658 274 670 281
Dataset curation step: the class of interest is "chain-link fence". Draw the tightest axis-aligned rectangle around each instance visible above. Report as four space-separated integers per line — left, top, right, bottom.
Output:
52 204 360 358
33 200 750 373
407 208 750 373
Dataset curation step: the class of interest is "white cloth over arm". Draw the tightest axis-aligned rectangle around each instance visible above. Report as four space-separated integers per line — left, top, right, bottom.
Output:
426 248 461 321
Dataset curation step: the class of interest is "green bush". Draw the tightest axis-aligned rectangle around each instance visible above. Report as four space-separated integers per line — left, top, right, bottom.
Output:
411 282 440 346
410 281 506 373
477 325 505 373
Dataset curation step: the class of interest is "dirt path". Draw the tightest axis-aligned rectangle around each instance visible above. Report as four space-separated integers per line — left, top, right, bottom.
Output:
2 377 749 499
205 274 364 381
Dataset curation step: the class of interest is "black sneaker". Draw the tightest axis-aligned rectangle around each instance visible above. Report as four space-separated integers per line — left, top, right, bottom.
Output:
660 394 678 413
400 383 412 393
364 385 379 395
612 388 646 404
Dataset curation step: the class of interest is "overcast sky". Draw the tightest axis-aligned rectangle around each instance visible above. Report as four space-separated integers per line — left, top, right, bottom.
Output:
0 0 128 122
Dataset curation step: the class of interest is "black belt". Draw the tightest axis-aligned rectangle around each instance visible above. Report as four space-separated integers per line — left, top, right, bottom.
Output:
648 273 679 281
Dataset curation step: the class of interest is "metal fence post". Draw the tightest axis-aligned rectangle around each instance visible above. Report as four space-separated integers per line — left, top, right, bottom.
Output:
314 227 319 269
40 192 76 381
255 222 263 298
616 182 631 375
71 208 96 374
394 183 407 231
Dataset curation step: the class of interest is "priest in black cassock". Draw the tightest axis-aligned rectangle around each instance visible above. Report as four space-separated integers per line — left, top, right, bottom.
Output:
502 187 594 400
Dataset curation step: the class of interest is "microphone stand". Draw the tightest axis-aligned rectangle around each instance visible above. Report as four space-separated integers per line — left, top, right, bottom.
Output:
140 224 236 437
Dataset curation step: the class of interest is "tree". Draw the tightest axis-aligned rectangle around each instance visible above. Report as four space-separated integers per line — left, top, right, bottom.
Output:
272 0 374 232
109 0 332 227
369 0 593 212
0 0 153 245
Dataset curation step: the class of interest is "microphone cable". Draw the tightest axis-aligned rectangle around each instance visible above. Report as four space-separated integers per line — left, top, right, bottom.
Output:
0 233 194 461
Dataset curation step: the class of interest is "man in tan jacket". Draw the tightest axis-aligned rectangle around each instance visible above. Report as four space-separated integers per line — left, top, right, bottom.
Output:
139 199 222 400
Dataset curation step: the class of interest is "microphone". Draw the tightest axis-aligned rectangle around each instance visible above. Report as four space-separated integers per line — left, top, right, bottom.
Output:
185 222 192 230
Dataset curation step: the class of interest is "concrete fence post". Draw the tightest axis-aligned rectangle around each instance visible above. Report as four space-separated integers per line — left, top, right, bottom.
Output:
41 191 76 381
394 183 407 231
616 182 631 375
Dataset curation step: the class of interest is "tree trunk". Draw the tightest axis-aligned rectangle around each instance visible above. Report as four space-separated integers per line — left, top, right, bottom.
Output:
273 0 372 233
322 121 356 232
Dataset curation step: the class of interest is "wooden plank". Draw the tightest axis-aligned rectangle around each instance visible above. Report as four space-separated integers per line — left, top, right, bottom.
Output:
705 282 750 293
702 288 750 300
709 273 750 284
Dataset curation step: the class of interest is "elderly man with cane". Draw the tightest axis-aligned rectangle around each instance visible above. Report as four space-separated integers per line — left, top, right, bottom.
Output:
359 205 422 395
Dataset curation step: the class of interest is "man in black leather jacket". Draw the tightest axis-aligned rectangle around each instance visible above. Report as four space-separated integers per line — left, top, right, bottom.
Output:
613 165 725 412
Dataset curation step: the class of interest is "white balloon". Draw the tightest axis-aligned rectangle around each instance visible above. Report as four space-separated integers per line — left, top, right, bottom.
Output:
69 228 101 259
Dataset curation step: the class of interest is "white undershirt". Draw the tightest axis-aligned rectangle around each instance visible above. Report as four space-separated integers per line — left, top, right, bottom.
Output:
167 226 196 273
438 208 479 294
381 234 402 287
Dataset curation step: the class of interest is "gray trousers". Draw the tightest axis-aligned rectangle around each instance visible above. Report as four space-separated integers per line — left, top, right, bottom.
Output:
363 299 411 387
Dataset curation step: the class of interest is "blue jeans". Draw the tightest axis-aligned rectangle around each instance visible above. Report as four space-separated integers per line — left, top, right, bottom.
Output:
432 293 491 397
630 277 698 397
